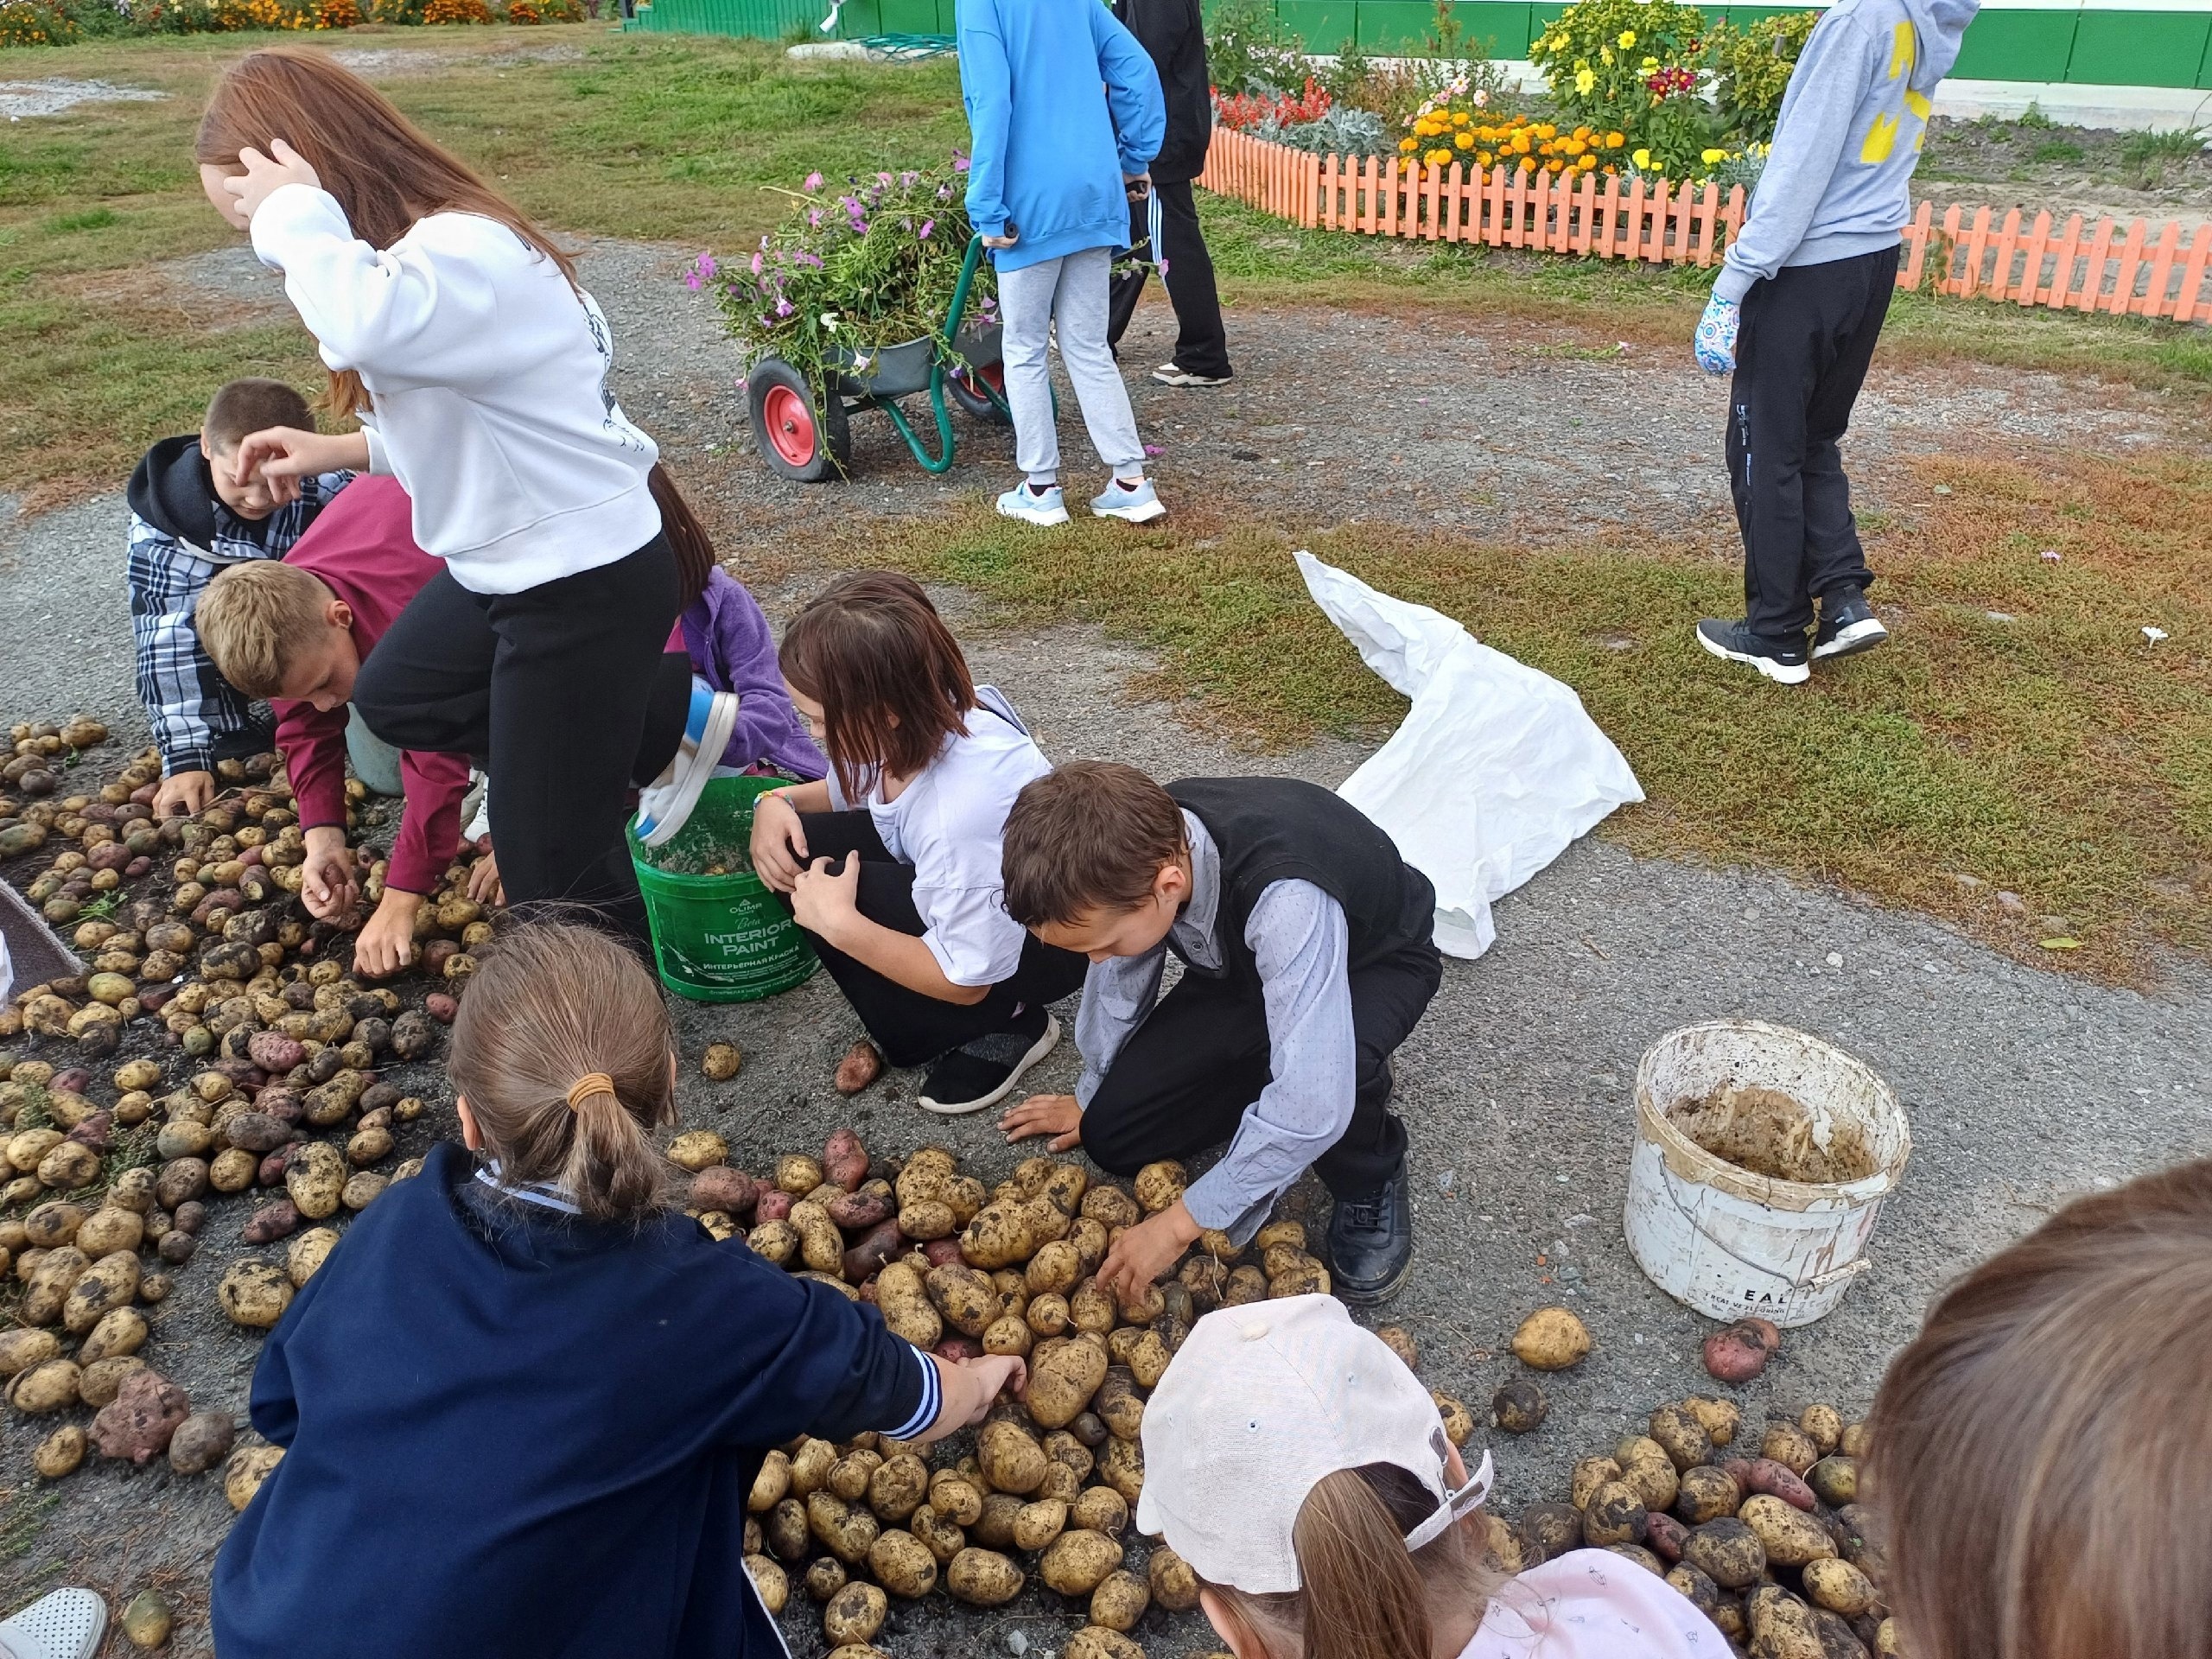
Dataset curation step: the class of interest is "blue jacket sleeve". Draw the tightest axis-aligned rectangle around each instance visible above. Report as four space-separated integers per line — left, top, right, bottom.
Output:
1093 3 1167 174
957 0 1015 237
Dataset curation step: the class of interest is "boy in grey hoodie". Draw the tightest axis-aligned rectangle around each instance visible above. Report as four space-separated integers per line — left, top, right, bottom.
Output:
1692 0 1980 684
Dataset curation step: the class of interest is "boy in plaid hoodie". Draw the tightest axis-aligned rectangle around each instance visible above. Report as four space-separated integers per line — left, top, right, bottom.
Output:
127 378 350 817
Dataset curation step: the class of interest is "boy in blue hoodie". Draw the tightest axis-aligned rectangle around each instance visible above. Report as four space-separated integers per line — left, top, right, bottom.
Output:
1693 0 1980 685
958 0 1167 527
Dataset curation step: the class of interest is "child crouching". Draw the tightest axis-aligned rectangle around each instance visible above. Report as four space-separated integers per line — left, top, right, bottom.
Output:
211 919 1021 1659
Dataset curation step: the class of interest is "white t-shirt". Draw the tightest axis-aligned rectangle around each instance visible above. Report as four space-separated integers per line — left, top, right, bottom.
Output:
1460 1552 1723 1659
827 686 1047 988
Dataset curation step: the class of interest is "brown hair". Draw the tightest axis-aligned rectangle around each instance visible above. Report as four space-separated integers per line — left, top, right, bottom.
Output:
199 560 337 699
648 463 715 611
1204 1462 1503 1659
1001 760 1185 928
1867 1158 2212 1659
204 378 313 450
195 48 577 419
778 572 975 800
447 919 678 1224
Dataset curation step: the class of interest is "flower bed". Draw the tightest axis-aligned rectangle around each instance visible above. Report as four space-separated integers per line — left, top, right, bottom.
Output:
0 0 576 48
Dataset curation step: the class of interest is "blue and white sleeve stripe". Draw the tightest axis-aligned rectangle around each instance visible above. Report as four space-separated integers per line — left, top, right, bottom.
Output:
884 1345 942 1440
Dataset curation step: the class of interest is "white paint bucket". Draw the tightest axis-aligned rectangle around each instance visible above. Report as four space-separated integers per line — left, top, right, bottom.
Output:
1624 1020 1910 1328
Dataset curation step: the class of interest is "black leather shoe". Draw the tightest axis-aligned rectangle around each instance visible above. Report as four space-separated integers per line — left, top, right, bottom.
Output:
1326 1163 1414 1305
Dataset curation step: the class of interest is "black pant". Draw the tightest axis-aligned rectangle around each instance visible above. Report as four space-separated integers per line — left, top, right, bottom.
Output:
1081 940 1440 1202
353 536 689 939
1726 245 1898 641
783 810 1090 1068
1105 180 1231 380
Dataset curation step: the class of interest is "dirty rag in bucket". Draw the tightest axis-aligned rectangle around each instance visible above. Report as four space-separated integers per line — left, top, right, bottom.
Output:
1295 551 1643 958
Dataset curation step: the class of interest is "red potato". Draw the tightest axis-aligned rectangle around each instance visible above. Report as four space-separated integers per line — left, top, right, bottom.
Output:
240 1201 300 1246
934 1335 982 1362
90 1368 191 1465
423 993 458 1025
833 1042 883 1096
1645 1513 1688 1563
691 1167 759 1217
826 1186 893 1232
1722 1458 1817 1512
1702 1322 1776 1383
924 1238 965 1268
754 1191 794 1224
842 1220 906 1285
823 1129 869 1192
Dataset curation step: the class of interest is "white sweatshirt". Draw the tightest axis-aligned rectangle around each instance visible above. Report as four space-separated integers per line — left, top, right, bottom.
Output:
249 184 660 595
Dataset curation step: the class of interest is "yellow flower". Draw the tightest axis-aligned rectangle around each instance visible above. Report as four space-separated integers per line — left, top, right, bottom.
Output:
1574 67 1596 94
1578 154 1597 170
1426 149 1452 166
1453 111 1471 126
1640 55 1658 70
1538 124 1557 139
1631 147 1652 168
1618 28 1636 47
1701 147 1727 164
1477 149 1493 165
1600 46 1613 64
1518 155 1536 171
1606 131 1625 147
1456 131 1473 149
1400 137 1419 154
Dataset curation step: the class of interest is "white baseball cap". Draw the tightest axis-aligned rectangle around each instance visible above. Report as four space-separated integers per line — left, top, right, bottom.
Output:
1135 1294 1494 1596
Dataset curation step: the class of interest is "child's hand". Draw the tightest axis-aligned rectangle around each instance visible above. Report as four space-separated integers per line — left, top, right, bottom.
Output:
999 1092 1082 1152
223 139 323 224
1123 171 1152 201
1097 1199 1201 1308
980 232 1019 250
908 1353 1027 1444
300 825 361 919
153 769 215 820
789 855 861 941
1694 293 1740 376
353 890 423 979
749 791 809 893
233 427 367 507
467 848 505 907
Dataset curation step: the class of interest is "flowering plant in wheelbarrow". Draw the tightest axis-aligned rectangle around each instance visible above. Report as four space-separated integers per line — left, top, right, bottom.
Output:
698 158 1007 480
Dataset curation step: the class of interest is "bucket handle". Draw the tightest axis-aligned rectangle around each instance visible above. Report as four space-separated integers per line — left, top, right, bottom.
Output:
1664 1181 1876 1294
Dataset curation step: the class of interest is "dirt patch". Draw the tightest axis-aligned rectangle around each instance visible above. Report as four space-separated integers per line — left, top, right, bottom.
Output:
1668 1084 1877 1185
325 41 588 79
1918 115 2212 231
0 79 163 121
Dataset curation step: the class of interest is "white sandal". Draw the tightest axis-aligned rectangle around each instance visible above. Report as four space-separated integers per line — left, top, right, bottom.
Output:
0 1589 106 1659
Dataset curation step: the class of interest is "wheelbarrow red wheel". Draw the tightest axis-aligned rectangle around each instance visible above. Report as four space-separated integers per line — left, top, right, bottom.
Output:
747 359 849 482
946 360 1010 425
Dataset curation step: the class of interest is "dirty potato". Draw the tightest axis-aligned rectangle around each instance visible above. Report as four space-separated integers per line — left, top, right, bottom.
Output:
1649 1403 1714 1471
1039 1529 1124 1597
1807 1455 1859 1508
978 1419 1050 1496
78 1307 146 1366
1674 1465 1743 1525
822 1581 887 1646
1432 1391 1476 1446
1132 1161 1185 1214
1762 1420 1821 1476
1096 1436 1144 1506
33 1423 86 1479
1681 1517 1766 1588
1147 1545 1200 1612
1682 1394 1742 1446
9 1359 80 1414
61 1251 139 1335
910 1503 969 1562
1516 1502 1583 1567
1073 1485 1128 1537
929 1470 986 1527
224 1444 284 1511
806 1491 880 1565
945 1548 1025 1606
1028 1332 1109 1429
1510 1306 1592 1370
927 1263 1005 1338
1799 1402 1844 1457
874 1262 943 1349
867 1529 939 1599
749 1450 793 1513
1740 1495 1837 1567
1801 1558 1876 1618
867 1452 929 1522
1491 1378 1548 1433
1581 1482 1649 1548
218 1260 294 1329
1065 1630 1144 1659
1013 1498 1069 1552
1091 1569 1150 1632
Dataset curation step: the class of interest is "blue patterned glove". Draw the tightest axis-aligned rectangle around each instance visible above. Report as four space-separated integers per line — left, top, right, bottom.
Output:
1694 294 1739 376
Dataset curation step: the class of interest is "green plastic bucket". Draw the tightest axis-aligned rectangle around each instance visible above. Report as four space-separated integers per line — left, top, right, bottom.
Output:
626 775 817 1002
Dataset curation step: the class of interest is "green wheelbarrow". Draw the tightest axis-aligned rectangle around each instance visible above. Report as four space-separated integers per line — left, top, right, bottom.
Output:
746 233 1013 483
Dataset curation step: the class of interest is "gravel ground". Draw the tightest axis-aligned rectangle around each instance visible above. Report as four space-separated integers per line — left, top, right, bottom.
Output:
3 233 2208 1656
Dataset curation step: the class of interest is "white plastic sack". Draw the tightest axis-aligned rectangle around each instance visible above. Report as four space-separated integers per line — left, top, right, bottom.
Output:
1296 551 1643 959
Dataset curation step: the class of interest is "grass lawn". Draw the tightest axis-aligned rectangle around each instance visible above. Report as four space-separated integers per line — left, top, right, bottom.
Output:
2 27 2207 974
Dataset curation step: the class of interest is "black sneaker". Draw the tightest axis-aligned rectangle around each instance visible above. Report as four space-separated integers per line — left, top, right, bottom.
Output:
917 1011 1061 1116
1695 618 1810 685
1813 585 1889 660
1325 1162 1414 1305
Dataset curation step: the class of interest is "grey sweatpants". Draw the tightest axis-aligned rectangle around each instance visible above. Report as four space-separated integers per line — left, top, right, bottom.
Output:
997 246 1147 483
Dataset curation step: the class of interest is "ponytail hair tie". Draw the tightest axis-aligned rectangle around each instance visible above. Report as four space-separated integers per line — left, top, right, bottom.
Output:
566 1072 618 1111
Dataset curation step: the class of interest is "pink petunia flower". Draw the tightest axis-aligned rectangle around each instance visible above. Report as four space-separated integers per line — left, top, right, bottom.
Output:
804 171 823 192
918 219 933 239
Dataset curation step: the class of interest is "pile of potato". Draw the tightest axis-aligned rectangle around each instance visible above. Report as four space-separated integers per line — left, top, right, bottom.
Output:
680 1128 1459 1659
0 715 497 1504
1508 1395 1891 1658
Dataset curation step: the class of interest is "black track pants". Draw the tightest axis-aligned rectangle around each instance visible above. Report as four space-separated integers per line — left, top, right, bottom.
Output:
1105 180 1232 380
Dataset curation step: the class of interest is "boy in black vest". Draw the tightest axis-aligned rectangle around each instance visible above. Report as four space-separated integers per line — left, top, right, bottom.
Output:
999 761 1440 1302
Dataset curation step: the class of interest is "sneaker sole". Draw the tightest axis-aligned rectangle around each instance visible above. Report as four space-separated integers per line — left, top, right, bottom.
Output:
1696 626 1810 685
1093 498 1166 524
1813 618 1889 660
996 500 1070 527
1152 371 1229 387
637 693 740 849
916 1013 1061 1116
1331 1243 1415 1306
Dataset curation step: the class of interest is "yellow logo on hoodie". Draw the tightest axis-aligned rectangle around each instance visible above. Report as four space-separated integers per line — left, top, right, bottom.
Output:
1860 21 1929 162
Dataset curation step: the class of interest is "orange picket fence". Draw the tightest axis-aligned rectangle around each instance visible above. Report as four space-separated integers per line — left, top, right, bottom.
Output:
1197 125 2212 324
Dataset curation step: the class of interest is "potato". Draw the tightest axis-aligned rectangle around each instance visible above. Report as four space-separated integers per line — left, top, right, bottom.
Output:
1607 1543 1664 1575
804 1557 848 1601
911 1502 969 1562
958 1200 1040 1272
0 1327 60 1377
1582 1481 1648 1548
1702 1321 1775 1383
1742 1495 1837 1567
789 1205 844 1275
1727 1455 1818 1511
1874 1618 1901 1658
821 1128 868 1192
872 1262 942 1349
37 1140 100 1191
833 1040 883 1095
927 1263 1005 1338
807 1491 880 1565
1039 1528 1124 1597
169 1409 237 1475
1097 1435 1145 1505
1013 1497 1068 1551
1763 1420 1821 1475
90 1368 189 1464
1069 1276 1119 1337
1568 1456 1624 1510
1133 1160 1185 1214
285 1140 346 1220
822 1580 887 1647
286 1227 340 1288
1807 1455 1859 1507
777 1154 825 1195
22 1246 89 1326
34 1423 86 1479
865 1452 928 1522
1094 1364 1146 1443
976 1419 1048 1496
747 1218 800 1268
22 1202 84 1249
1516 1501 1581 1567
9 1358 81 1414
749 1450 793 1513
1510 1306 1592 1370
1433 1390 1476 1446
930 1471 986 1527
219 1260 295 1329
1020 1238 1081 1298
1614 1440 1681 1512
899 1198 958 1242
62 1249 140 1334
78 1356 147 1409
1682 1518 1766 1590
745 1555 790 1617
1748 1588 1825 1659
1675 1465 1743 1525
787 1438 839 1497
1644 1511 1688 1564
827 1181 893 1233
1091 1567 1150 1631
1683 1394 1742 1446
1128 1537 1198 1611
1801 1557 1875 1618
1649 1403 1714 1471
1026 1293 1071 1338
1066 1631 1144 1659
766 1498 811 1560
946 1548 1021 1610
1222 1264 1268 1306
1030 1332 1110 1429
828 1449 882 1503
1800 1402 1844 1457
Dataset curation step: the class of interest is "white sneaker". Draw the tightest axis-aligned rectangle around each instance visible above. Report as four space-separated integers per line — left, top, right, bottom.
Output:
635 678 740 849
1090 478 1166 524
996 482 1069 527
0 1590 107 1659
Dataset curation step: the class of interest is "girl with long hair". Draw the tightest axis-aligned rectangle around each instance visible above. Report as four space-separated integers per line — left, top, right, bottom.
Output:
195 48 734 938
210 918 1022 1659
1140 1295 1718 1659
749 571 1086 1114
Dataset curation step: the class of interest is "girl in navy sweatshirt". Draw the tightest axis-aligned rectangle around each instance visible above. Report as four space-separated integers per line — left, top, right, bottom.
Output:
211 919 1022 1659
